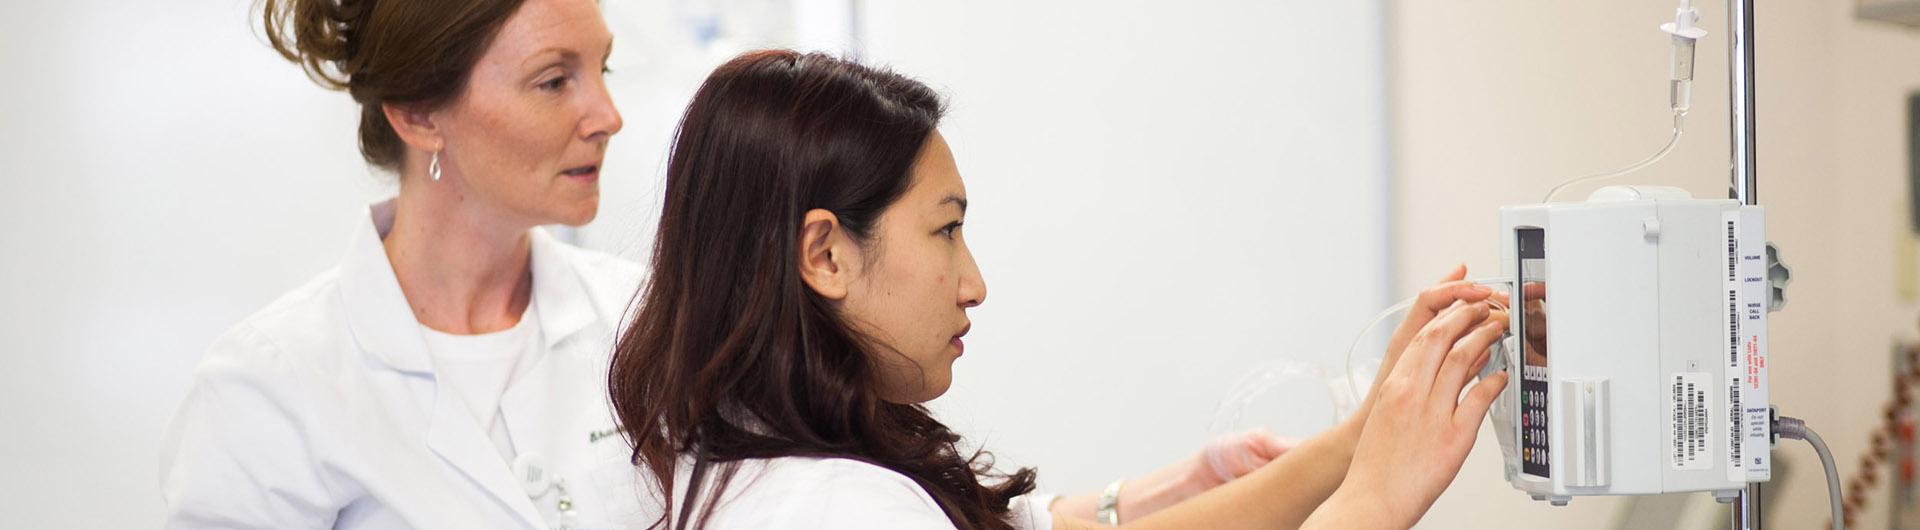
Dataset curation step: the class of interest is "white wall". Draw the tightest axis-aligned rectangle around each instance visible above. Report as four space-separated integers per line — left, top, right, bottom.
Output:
0 0 1389 527
1391 1 1920 528
0 1 384 526
858 0 1390 497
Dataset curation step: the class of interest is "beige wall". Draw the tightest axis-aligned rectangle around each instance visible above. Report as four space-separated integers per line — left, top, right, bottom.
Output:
1391 1 1920 528
860 0 1393 498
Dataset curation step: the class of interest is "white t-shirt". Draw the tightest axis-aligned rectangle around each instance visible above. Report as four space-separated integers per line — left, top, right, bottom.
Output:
421 301 544 462
668 456 1054 530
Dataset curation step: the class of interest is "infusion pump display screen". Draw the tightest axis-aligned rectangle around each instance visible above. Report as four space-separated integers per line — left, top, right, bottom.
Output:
1516 228 1550 478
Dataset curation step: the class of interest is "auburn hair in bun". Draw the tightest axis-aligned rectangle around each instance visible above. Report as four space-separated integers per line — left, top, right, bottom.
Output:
258 0 526 171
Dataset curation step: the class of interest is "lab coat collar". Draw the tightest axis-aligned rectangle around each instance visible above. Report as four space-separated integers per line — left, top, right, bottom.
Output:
339 199 602 375
527 227 598 352
339 200 433 374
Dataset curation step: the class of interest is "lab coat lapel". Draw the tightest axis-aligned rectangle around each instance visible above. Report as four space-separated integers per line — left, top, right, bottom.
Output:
503 227 616 468
426 383 548 529
503 334 602 467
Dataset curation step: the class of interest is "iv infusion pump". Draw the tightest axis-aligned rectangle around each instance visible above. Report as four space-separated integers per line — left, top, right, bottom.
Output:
1491 185 1776 505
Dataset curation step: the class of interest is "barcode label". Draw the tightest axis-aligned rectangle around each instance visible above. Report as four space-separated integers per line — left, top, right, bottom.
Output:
1735 222 1751 284
1725 208 1773 482
1723 215 1745 478
1670 372 1713 470
1729 382 1743 467
1727 290 1739 366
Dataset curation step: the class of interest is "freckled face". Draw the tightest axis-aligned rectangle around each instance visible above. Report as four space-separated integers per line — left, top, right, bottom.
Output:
432 0 623 226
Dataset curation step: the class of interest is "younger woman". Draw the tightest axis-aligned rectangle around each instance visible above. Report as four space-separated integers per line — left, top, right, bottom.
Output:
609 50 1507 530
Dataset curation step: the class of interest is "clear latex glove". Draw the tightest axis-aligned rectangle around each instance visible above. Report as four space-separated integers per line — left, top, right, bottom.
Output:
1052 429 1300 523
1203 429 1298 484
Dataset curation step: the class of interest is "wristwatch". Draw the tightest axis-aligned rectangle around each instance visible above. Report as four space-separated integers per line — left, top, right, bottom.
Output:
1096 479 1125 526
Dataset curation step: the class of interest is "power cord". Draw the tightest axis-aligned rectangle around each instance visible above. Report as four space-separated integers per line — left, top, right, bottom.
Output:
1777 414 1844 530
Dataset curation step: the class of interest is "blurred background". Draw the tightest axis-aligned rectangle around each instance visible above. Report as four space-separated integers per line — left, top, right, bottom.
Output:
1 0 1917 528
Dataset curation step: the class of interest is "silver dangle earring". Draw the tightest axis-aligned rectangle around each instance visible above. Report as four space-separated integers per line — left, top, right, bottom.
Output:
428 151 443 182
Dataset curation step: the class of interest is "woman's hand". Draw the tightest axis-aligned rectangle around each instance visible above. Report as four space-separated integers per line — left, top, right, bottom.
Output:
1308 298 1509 529
1357 265 1497 419
1055 266 1507 530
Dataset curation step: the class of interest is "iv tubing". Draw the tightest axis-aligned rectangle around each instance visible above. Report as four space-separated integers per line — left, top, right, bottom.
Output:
1541 110 1688 203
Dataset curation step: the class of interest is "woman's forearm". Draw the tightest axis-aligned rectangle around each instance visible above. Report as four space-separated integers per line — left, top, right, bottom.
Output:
1297 484 1406 530
1049 452 1212 523
1054 418 1363 530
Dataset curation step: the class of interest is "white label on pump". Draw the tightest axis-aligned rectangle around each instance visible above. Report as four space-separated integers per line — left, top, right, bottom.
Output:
1727 208 1772 482
1722 212 1743 480
1669 372 1713 470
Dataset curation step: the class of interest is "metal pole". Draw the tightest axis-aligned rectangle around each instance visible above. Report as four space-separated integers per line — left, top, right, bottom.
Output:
1729 0 1759 529
1734 483 1763 530
1730 0 1758 207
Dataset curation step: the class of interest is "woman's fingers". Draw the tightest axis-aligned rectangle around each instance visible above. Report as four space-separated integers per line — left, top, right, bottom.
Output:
1388 281 1494 367
1488 307 1510 328
1487 290 1512 310
1434 318 1507 402
1404 265 1475 326
1371 271 1493 402
1399 301 1492 391
1411 281 1492 323
1455 370 1510 428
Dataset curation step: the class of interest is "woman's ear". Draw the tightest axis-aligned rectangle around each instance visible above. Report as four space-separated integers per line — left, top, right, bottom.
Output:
798 208 853 300
382 102 446 162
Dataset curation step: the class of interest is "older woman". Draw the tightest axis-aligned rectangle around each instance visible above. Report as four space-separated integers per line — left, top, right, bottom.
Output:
158 0 642 527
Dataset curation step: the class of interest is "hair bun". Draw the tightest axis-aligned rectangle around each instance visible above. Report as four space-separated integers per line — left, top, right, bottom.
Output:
261 0 372 90
255 0 524 171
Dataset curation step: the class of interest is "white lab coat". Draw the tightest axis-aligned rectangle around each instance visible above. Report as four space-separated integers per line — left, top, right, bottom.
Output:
160 200 657 529
667 457 1055 530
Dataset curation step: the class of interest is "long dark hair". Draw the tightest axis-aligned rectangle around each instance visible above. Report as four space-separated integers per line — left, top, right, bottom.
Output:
608 50 1037 529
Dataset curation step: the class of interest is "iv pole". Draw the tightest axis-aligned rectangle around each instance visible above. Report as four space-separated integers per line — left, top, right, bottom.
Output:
1728 0 1760 527
1730 0 1759 208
